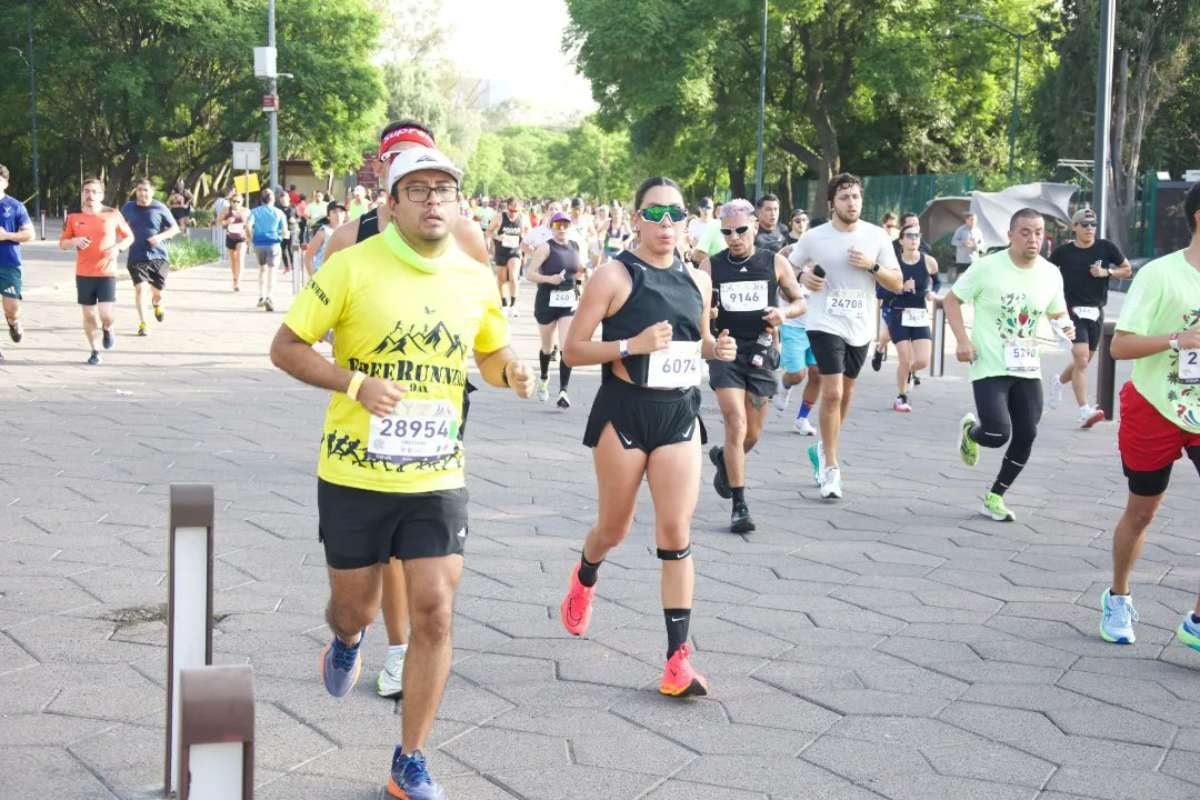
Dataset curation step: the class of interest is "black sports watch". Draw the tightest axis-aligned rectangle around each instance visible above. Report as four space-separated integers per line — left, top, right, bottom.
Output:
870 263 881 273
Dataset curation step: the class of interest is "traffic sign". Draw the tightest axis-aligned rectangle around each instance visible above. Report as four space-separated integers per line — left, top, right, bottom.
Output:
261 94 278 113
232 142 261 172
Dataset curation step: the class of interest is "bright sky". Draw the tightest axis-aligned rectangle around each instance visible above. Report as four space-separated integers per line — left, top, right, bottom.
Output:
441 0 597 123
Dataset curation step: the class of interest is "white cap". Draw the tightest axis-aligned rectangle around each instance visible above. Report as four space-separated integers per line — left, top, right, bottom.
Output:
386 146 463 190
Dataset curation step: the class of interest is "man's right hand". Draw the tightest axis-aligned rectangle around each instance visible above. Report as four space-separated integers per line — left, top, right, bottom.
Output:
1179 327 1200 350
801 271 826 292
631 320 673 354
74 237 92 250
955 342 977 364
357 377 406 417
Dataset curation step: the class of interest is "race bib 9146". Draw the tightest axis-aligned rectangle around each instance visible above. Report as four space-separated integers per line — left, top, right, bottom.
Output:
720 280 767 312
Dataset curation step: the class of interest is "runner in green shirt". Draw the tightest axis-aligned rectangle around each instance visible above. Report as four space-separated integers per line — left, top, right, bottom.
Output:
1099 182 1200 649
944 208 1073 522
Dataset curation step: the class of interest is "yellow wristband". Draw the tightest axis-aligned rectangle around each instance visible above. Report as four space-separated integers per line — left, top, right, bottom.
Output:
346 371 366 401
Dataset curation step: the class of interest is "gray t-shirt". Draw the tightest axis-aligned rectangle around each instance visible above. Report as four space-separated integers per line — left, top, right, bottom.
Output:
952 224 983 264
787 220 899 346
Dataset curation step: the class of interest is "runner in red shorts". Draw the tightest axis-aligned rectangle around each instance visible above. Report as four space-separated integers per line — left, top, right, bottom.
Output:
1100 182 1200 649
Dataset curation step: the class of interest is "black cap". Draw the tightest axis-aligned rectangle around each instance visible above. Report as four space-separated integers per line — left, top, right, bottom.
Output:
571 197 584 209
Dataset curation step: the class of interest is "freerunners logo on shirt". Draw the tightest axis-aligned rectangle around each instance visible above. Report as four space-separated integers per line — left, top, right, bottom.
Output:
345 319 470 386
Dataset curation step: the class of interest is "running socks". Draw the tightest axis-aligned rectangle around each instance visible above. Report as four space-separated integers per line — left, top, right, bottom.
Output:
731 487 745 505
991 456 1027 496
539 350 552 380
559 361 572 391
797 400 812 420
577 554 602 587
664 609 692 659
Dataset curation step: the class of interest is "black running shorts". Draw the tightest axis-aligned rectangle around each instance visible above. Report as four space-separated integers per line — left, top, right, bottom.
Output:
316 480 469 570
707 348 779 397
76 276 117 306
807 330 869 379
533 285 577 325
1069 307 1105 352
583 379 705 453
128 260 169 290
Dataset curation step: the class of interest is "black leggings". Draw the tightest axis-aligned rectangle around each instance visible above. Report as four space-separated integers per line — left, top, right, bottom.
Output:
970 376 1043 496
280 239 294 271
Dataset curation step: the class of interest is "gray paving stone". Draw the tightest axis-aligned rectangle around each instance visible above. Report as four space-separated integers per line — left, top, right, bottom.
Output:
1045 767 1200 800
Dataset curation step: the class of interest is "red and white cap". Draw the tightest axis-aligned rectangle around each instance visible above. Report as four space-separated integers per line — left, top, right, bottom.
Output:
386 146 463 190
378 126 436 159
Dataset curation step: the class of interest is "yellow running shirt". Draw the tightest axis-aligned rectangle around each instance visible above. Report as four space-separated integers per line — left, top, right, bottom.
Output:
284 228 508 493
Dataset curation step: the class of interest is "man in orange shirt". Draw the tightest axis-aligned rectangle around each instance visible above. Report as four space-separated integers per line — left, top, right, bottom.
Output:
60 178 132 365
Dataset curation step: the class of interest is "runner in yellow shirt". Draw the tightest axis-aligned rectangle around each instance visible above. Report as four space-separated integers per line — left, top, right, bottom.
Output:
269 146 533 800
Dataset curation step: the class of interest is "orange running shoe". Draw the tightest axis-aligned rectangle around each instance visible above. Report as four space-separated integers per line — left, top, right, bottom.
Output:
659 643 709 698
560 563 596 636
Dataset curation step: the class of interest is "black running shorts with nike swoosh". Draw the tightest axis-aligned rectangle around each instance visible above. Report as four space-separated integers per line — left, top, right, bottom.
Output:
316 480 469 569
582 379 705 453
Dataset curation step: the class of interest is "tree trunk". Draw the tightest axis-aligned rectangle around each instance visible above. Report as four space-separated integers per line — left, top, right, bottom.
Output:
728 156 747 200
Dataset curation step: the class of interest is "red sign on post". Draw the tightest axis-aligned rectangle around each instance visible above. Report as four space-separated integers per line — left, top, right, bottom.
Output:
261 94 278 112
356 150 379 190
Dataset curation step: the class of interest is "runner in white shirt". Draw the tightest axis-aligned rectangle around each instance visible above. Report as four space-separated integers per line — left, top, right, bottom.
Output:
789 174 902 499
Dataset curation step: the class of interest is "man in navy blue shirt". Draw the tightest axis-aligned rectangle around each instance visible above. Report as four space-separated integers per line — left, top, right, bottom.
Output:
121 180 180 336
0 164 34 358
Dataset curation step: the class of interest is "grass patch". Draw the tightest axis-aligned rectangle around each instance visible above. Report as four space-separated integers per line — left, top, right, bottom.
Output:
167 237 220 270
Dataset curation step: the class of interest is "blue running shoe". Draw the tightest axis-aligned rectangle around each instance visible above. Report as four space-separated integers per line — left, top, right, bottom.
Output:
321 629 364 697
1176 614 1200 653
387 748 447 800
1099 589 1137 644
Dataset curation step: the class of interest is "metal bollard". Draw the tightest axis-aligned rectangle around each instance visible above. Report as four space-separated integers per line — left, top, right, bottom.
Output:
164 484 215 797
1097 319 1118 421
930 297 946 378
177 665 255 800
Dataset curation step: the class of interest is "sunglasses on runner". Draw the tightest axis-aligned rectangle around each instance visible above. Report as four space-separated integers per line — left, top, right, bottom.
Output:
551 220 570 230
720 225 752 237
1078 221 1097 228
639 205 688 223
902 231 921 240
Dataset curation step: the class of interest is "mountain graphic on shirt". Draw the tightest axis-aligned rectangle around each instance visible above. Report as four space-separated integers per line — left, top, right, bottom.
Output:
371 319 467 359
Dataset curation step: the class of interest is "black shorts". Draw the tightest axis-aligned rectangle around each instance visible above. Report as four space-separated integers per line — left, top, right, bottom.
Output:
583 379 705 453
76 276 117 306
226 236 245 251
1069 308 1105 352
128 259 169 290
882 305 932 343
493 248 519 267
316 479 469 570
533 285 578 325
707 347 779 397
807 330 869 379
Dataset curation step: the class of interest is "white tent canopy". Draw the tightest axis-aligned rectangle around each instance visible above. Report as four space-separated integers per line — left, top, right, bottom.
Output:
920 182 1079 250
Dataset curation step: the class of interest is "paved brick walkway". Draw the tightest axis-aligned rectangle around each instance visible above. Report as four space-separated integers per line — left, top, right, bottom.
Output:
2 251 1199 800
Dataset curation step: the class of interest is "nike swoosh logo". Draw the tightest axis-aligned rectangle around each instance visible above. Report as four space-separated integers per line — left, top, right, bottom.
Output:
669 616 687 623
618 432 633 446
681 424 695 440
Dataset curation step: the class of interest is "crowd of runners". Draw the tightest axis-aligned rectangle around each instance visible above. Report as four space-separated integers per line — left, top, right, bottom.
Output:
2 117 1199 798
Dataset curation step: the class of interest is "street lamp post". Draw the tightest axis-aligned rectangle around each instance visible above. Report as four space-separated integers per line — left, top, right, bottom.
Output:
267 0 278 196
1092 0 1116 237
960 13 1030 181
753 0 768 200
25 1 41 224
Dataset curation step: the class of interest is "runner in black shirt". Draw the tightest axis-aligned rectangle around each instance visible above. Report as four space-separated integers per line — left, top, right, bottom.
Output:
1047 208 1132 428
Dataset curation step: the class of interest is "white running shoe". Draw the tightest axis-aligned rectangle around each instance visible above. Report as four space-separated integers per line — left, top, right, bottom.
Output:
1080 405 1105 429
376 649 405 698
536 379 549 403
892 397 912 413
773 382 792 413
1047 375 1065 409
793 417 817 436
819 466 843 499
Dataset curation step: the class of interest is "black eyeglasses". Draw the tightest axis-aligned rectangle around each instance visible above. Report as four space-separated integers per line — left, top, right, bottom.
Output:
402 184 460 203
720 225 751 237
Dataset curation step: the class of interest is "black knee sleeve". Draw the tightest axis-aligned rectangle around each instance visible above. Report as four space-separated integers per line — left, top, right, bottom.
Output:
657 545 691 560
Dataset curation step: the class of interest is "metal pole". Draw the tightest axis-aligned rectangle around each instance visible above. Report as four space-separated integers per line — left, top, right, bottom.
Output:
1093 0 1116 237
26 1 41 225
753 0 767 200
267 0 279 197
1007 35 1021 180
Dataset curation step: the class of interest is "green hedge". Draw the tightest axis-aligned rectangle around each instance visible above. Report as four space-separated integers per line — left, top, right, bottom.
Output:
166 237 220 270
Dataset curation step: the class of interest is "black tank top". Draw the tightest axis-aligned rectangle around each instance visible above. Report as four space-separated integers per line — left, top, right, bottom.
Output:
356 208 380 243
496 213 521 253
892 253 931 309
602 251 703 386
710 247 777 345
539 240 581 290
